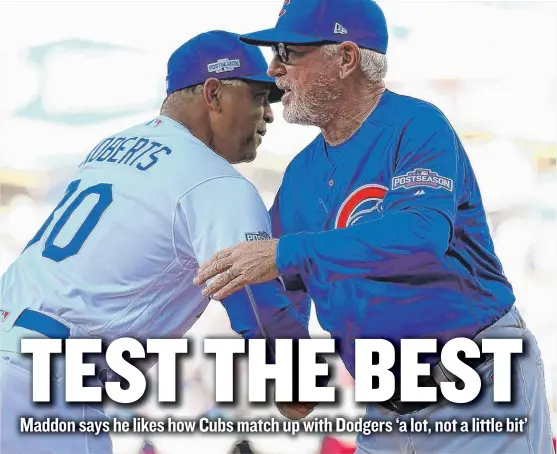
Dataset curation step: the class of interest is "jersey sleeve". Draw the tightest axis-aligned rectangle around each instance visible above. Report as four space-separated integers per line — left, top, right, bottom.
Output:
276 107 464 284
270 192 311 329
175 176 311 342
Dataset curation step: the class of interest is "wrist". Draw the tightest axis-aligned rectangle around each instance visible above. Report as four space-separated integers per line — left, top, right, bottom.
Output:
276 233 309 276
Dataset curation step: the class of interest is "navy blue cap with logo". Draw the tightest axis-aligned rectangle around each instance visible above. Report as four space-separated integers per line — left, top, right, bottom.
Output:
239 0 388 55
166 30 283 103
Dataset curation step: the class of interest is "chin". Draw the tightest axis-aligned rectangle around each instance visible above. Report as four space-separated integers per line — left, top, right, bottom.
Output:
283 105 320 126
283 105 303 124
243 151 257 163
236 149 257 164
283 112 311 126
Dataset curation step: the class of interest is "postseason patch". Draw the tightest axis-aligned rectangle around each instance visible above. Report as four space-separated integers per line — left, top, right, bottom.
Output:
245 231 270 241
207 58 241 74
392 168 453 192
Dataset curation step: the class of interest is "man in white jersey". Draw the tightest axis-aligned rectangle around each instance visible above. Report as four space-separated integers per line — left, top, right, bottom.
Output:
0 30 313 454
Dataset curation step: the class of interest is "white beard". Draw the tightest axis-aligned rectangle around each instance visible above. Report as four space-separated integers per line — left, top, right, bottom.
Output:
282 76 343 126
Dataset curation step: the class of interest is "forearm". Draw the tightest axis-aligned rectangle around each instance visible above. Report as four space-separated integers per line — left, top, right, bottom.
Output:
276 208 451 284
220 281 311 342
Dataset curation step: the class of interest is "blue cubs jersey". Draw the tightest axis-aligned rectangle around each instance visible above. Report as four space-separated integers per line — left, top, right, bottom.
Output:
271 90 515 378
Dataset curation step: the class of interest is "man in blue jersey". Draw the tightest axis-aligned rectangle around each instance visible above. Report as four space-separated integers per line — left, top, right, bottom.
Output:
194 1 554 453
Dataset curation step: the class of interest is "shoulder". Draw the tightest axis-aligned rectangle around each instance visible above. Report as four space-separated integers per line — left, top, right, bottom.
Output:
185 174 259 203
383 90 455 134
144 117 250 191
176 174 268 236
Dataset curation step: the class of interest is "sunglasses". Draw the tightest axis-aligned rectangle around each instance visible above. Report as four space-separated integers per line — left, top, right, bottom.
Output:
270 43 291 64
270 42 334 65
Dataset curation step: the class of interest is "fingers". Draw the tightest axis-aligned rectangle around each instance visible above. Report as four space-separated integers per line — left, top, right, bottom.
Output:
201 271 230 297
211 278 244 301
194 257 230 286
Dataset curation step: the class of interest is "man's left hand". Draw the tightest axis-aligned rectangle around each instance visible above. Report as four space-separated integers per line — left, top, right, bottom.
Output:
193 239 280 300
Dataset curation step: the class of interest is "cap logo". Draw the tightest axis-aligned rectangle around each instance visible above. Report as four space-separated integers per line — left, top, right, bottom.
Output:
334 23 348 34
278 0 290 17
207 58 241 74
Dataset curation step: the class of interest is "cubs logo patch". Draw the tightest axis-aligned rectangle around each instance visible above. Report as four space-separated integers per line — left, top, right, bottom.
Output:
245 231 270 241
489 371 494 385
335 184 388 229
0 309 10 322
392 168 453 192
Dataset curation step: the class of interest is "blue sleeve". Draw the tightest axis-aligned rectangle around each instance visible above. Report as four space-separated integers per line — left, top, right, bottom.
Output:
220 281 334 395
270 192 311 329
276 108 464 284
220 279 311 342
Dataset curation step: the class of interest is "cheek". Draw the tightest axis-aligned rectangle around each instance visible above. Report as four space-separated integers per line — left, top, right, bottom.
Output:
294 70 320 94
246 105 264 123
302 69 334 98
235 107 262 136
224 98 248 124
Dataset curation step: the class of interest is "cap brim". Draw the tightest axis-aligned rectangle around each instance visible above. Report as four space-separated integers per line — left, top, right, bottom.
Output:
240 28 325 46
240 74 284 103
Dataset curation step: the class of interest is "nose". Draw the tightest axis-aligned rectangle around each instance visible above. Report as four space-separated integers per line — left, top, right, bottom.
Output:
267 55 286 78
263 102 274 124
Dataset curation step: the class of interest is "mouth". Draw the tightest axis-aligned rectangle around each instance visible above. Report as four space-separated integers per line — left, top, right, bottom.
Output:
277 83 292 93
282 89 293 103
256 130 266 138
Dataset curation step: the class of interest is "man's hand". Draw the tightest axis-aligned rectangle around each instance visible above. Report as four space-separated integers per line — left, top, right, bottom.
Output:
193 239 280 300
276 401 317 420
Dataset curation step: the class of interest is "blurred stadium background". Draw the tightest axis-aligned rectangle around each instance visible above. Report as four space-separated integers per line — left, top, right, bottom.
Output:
0 1 555 453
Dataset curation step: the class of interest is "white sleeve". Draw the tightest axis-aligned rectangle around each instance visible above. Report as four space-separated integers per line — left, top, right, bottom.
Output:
173 174 316 354
175 176 272 265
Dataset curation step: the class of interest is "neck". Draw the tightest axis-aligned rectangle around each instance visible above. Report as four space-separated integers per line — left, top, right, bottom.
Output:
321 80 386 146
161 104 215 150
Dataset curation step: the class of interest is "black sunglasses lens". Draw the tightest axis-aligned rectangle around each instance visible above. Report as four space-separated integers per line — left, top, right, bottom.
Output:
273 43 288 63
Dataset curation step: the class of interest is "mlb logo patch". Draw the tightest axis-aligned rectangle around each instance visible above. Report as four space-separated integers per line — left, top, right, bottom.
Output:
392 168 453 192
207 58 241 74
245 231 270 241
146 119 163 127
0 309 10 322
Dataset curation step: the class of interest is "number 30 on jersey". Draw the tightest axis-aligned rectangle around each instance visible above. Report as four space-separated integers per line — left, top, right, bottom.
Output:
23 180 113 262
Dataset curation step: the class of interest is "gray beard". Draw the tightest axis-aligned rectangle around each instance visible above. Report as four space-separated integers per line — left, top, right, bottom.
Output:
283 102 328 125
282 83 342 127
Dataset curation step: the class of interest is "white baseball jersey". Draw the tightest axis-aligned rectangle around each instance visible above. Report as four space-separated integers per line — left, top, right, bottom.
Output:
0 115 273 343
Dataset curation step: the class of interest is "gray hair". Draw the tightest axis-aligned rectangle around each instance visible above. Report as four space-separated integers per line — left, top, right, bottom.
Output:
161 79 246 111
321 44 388 83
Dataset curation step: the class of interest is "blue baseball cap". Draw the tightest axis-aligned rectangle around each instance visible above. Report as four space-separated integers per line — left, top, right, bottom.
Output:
239 0 388 55
166 30 283 102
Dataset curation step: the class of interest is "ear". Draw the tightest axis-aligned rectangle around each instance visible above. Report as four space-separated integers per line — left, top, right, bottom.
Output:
202 78 223 112
338 41 361 80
